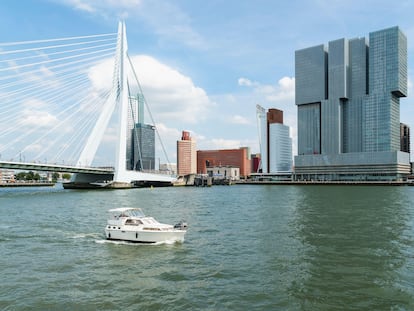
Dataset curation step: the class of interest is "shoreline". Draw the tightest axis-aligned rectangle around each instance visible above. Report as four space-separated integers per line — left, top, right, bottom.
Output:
0 182 55 187
236 180 414 186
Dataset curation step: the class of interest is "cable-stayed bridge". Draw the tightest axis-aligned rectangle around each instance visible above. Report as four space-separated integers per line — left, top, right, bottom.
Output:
0 22 175 188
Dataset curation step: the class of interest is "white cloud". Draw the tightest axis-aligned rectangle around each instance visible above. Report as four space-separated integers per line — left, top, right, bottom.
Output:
21 110 58 127
64 0 141 15
239 76 295 102
265 77 295 102
63 0 205 48
238 77 254 87
20 99 58 127
230 115 251 125
206 138 245 150
88 54 214 124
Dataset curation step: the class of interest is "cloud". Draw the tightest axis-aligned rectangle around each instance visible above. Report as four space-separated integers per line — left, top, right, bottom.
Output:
20 99 58 127
21 110 58 127
88 54 214 124
205 138 246 150
63 0 141 16
63 0 205 48
230 115 251 125
239 76 295 102
238 77 255 87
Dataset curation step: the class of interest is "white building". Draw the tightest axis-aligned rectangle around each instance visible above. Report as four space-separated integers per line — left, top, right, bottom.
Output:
256 106 292 173
206 166 240 181
269 123 292 172
0 169 15 183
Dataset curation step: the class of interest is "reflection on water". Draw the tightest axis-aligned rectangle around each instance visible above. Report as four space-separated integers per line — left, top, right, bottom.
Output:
291 186 414 309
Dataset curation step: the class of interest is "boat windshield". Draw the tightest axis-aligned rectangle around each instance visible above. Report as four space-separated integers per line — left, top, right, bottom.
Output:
127 209 145 217
109 208 145 218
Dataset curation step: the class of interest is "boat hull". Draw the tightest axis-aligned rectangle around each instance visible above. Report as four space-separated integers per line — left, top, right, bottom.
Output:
105 228 186 243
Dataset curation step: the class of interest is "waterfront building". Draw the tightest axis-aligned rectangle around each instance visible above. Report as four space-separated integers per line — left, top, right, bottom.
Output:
294 26 410 181
197 147 251 178
0 169 15 183
177 131 197 176
206 166 240 181
256 106 292 173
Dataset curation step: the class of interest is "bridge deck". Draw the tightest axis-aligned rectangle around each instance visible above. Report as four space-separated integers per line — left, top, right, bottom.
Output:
0 161 114 174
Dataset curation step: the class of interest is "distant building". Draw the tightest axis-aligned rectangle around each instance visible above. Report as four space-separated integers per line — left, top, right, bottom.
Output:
0 169 15 183
159 163 177 175
177 131 197 175
400 123 410 153
126 93 156 171
251 153 261 173
294 26 410 181
257 106 292 173
207 166 240 181
197 147 251 178
132 123 155 170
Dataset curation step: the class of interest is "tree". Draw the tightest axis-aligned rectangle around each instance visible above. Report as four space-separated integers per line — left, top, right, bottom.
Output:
52 172 60 182
62 173 71 180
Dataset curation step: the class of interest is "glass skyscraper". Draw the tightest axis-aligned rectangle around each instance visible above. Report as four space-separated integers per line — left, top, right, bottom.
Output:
132 123 155 171
295 26 410 181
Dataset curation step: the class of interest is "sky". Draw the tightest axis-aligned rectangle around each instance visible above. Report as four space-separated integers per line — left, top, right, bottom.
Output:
0 0 414 166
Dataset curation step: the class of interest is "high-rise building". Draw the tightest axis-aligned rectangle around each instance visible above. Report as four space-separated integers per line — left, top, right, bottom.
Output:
177 131 196 175
126 93 156 171
295 26 410 181
132 123 155 170
257 106 292 173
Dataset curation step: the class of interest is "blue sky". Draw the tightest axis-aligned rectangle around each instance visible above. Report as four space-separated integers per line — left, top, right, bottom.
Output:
1 0 414 166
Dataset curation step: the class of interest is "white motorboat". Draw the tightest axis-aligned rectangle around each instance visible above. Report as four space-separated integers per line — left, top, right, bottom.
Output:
105 207 187 243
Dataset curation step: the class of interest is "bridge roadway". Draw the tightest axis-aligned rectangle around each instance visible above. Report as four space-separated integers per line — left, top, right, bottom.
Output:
0 161 114 174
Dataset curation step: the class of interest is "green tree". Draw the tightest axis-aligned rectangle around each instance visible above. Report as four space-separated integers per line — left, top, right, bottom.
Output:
52 172 60 182
26 171 35 180
62 173 71 180
15 172 26 180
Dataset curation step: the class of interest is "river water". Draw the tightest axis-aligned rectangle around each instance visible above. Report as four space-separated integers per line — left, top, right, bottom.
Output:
0 184 413 310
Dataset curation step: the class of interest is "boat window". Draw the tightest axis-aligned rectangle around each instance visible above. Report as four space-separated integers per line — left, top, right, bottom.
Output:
125 219 143 225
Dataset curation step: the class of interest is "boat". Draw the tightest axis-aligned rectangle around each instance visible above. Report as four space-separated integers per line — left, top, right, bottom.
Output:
105 207 187 243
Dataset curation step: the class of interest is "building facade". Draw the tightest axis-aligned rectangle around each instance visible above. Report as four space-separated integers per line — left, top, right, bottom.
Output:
131 123 155 171
177 131 197 176
295 26 410 181
197 147 251 178
206 166 240 181
126 93 156 171
257 106 292 173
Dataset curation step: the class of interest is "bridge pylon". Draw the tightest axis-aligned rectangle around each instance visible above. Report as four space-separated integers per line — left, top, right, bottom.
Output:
65 22 175 189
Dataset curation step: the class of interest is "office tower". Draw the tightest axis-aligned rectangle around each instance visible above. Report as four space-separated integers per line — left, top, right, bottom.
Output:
132 123 155 170
126 92 156 171
256 106 292 173
177 131 196 175
295 26 410 181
